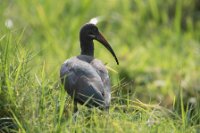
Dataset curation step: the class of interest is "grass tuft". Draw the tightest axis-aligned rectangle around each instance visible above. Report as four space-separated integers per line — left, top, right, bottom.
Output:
0 0 199 132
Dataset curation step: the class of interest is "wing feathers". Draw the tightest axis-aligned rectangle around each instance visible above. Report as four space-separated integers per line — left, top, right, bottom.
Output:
60 57 106 108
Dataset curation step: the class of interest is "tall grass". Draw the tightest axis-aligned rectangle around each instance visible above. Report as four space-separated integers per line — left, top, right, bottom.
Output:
0 0 200 132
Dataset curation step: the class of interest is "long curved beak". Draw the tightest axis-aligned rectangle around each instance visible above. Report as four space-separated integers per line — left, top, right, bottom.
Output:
95 32 119 65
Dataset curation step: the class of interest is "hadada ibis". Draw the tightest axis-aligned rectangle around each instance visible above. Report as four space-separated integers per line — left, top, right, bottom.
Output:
60 23 119 112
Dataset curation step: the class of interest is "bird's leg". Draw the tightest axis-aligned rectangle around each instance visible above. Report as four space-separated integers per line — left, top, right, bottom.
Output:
104 106 109 114
72 101 79 122
73 101 78 113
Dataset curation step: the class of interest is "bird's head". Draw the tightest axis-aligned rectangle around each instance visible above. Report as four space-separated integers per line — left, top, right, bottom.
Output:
80 23 119 65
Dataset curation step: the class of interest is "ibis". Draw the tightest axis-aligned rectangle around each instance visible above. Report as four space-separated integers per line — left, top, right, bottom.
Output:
60 23 119 113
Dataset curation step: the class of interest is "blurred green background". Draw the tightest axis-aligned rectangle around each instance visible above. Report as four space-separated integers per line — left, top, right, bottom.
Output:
0 0 200 132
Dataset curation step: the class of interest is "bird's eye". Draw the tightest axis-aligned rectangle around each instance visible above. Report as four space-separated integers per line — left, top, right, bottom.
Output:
88 28 97 35
93 28 98 33
88 30 93 35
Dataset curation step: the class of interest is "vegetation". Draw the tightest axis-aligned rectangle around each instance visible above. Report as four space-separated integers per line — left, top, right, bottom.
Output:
0 0 199 132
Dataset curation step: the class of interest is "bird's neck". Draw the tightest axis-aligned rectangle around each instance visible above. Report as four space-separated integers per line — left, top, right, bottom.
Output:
80 38 94 56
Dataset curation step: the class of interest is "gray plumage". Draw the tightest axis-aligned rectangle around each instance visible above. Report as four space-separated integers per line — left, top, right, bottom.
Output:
60 55 111 109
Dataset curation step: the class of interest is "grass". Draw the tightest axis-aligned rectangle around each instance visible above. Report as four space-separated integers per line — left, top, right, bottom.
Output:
0 0 200 132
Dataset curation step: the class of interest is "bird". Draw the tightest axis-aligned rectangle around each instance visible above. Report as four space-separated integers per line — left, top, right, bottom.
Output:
60 23 119 113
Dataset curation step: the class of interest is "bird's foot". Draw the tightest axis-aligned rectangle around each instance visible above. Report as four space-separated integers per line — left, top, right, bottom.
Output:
72 111 79 122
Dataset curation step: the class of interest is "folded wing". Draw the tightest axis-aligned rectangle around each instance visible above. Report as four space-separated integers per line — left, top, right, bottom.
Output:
60 57 106 108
